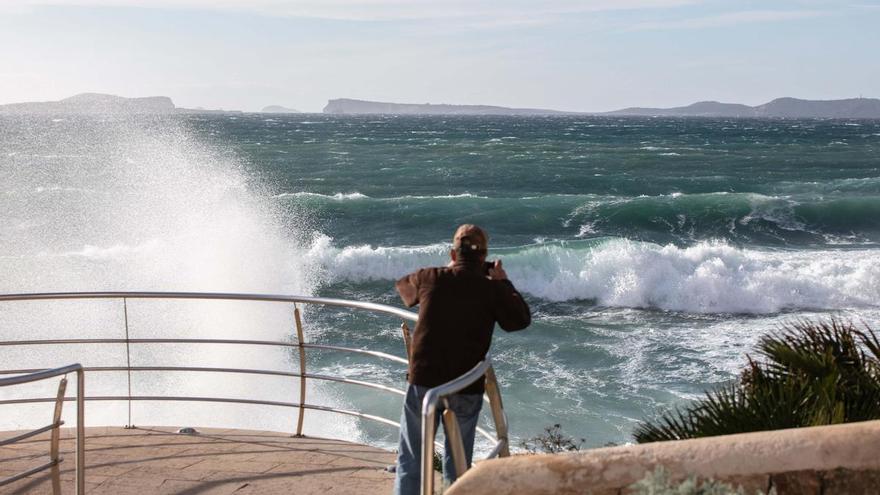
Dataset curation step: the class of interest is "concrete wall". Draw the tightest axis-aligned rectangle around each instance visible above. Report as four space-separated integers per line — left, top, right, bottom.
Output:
446 420 880 495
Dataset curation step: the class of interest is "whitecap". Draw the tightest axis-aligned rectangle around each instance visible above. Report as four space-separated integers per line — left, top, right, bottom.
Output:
274 191 369 200
309 236 880 315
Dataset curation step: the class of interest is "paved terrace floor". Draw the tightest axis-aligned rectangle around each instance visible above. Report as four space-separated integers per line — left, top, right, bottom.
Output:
0 426 396 494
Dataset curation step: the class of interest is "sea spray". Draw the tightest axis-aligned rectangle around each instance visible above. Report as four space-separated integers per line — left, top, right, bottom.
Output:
0 115 359 440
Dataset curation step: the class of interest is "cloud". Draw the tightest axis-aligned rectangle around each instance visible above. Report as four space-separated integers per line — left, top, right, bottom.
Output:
17 0 701 22
628 9 829 30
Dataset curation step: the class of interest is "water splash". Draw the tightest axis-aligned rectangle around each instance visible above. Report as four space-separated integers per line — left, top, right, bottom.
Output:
0 115 357 439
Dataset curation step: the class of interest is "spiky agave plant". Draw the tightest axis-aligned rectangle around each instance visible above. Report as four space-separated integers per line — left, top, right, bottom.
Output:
634 320 880 443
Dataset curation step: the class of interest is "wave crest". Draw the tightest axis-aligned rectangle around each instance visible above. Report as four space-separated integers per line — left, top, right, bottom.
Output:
309 237 880 314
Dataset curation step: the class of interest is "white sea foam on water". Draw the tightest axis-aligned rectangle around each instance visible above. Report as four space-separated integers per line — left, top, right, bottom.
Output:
577 222 598 237
306 236 880 314
274 191 370 200
305 235 449 282
274 191 490 201
502 240 880 313
403 193 488 199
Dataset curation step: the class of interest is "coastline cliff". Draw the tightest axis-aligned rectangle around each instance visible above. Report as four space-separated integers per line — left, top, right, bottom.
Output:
607 97 880 118
0 93 243 115
0 93 176 114
323 98 568 115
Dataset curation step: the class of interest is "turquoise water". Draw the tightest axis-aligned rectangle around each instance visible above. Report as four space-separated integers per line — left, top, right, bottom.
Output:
2 114 879 450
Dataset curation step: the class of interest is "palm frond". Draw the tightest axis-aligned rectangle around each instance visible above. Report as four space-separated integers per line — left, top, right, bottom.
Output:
635 319 880 443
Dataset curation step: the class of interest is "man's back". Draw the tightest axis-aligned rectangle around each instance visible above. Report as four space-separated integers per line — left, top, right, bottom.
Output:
396 264 531 394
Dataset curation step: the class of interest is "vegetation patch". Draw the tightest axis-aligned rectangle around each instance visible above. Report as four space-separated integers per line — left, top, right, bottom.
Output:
634 320 880 443
519 423 586 454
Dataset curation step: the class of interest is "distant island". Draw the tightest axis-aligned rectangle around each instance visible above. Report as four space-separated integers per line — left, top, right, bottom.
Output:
324 96 880 119
261 105 300 114
606 97 880 119
3 93 878 119
0 93 176 114
0 93 242 115
323 98 569 116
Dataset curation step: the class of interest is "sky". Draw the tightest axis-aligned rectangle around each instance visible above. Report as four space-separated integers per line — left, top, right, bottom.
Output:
1 0 878 112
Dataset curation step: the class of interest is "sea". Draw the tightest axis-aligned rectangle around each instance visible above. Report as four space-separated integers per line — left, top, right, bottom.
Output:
1 113 879 452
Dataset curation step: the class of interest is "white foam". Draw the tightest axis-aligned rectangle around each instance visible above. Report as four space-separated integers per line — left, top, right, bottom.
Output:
508 240 880 313
401 193 488 200
274 191 370 200
305 235 448 282
576 222 598 237
274 191 488 201
307 236 880 314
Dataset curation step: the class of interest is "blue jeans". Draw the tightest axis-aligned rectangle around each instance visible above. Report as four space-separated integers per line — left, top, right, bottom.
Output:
393 384 483 495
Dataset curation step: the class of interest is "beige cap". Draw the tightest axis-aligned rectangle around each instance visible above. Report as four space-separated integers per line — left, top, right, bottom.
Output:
452 224 488 254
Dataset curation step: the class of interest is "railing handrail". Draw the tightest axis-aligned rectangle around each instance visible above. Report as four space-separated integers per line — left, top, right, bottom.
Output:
0 291 418 322
0 338 411 366
0 363 83 387
0 291 508 494
419 360 502 495
423 361 494 412
0 364 85 494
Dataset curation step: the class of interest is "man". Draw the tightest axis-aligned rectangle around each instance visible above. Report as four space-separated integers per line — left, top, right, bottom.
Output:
393 224 531 495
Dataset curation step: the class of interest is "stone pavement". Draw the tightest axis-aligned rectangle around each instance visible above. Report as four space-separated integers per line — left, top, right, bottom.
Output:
0 426 396 494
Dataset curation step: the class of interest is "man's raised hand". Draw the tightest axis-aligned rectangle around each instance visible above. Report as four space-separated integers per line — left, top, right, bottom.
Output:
488 259 508 281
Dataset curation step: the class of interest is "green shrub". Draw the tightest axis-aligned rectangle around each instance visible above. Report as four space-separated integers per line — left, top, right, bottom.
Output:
634 320 880 443
519 423 585 454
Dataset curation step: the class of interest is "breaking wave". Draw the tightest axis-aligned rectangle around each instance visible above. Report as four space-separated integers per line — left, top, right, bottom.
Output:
306 236 880 314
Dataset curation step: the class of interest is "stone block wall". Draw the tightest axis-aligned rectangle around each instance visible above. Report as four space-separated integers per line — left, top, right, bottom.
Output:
446 421 880 495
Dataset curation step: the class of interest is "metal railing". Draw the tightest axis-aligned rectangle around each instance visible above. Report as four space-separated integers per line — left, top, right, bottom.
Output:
0 364 85 494
420 360 510 495
0 291 510 493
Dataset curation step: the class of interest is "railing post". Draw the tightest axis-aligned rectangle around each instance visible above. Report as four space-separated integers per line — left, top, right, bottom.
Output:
123 297 134 428
76 368 85 495
421 392 438 495
49 376 67 494
294 304 307 437
401 322 412 360
483 366 510 457
442 400 468 479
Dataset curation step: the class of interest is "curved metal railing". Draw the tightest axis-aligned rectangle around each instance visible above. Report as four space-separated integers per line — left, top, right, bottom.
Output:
0 291 510 494
0 364 85 494
420 359 510 495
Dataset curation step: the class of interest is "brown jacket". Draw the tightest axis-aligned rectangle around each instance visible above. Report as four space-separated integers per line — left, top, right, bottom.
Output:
395 261 531 394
